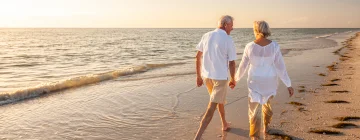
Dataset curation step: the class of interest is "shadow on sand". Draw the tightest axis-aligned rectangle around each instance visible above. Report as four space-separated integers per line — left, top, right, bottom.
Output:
267 129 303 140
221 127 249 140
221 128 303 140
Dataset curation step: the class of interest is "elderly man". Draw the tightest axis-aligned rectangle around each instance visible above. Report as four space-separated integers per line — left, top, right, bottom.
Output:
194 15 237 140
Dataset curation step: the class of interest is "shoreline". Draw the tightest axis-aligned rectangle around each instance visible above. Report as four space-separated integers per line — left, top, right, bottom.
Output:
268 32 360 139
0 30 359 140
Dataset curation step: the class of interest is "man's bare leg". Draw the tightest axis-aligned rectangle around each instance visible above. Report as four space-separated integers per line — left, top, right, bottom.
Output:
194 102 218 140
217 103 230 131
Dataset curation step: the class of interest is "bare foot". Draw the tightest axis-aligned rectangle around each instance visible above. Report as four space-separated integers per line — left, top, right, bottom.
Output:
222 122 231 131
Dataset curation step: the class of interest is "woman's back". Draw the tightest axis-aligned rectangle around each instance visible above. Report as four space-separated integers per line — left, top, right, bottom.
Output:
246 41 279 77
236 39 291 99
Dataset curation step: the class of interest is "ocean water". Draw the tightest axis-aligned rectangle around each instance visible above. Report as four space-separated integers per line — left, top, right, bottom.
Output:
0 28 359 139
0 28 355 94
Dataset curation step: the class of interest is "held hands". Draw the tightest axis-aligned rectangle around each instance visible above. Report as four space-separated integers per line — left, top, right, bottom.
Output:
287 87 294 97
196 76 203 87
229 79 236 89
197 77 236 89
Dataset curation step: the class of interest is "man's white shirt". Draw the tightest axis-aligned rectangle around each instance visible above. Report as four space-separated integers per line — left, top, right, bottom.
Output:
196 29 237 80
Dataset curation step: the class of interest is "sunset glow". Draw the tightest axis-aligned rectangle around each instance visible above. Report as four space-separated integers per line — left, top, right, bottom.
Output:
0 0 359 28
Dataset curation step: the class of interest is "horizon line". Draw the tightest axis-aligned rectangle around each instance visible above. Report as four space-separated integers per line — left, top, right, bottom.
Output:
0 27 359 29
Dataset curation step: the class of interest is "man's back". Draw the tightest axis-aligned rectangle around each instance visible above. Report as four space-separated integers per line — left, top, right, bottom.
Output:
194 15 236 140
196 29 236 80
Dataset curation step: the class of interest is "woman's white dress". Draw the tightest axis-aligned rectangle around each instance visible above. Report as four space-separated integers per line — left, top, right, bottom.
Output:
235 41 291 104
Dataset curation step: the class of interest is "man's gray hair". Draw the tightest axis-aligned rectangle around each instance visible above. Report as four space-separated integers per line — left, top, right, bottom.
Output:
218 15 234 27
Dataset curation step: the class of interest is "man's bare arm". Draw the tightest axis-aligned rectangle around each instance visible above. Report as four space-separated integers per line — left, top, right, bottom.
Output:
229 60 236 89
196 51 203 87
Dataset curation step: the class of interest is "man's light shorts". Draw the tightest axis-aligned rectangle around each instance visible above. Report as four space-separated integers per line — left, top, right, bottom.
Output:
204 78 228 104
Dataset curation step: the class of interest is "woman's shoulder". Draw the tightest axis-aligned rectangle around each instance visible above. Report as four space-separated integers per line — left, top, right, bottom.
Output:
266 40 279 48
246 41 256 47
244 42 255 50
269 41 281 52
270 40 278 45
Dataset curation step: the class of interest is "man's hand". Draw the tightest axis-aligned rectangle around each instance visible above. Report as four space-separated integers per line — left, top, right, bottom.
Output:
197 76 203 87
229 79 236 89
287 87 294 97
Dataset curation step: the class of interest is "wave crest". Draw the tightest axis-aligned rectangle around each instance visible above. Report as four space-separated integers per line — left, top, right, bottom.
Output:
0 62 185 105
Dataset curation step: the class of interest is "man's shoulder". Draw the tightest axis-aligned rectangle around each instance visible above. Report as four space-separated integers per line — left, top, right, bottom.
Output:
206 29 226 36
203 29 233 42
201 30 215 38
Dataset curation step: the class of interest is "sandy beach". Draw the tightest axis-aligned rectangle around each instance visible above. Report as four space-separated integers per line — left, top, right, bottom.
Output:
198 32 360 140
265 32 360 140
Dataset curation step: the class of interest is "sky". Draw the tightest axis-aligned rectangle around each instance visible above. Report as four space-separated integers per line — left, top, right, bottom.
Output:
0 0 359 28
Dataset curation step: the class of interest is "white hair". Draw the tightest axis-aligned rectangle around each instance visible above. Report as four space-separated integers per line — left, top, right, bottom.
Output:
218 15 234 27
253 20 271 38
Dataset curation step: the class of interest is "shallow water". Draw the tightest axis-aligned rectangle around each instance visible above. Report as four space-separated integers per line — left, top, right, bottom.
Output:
0 28 354 93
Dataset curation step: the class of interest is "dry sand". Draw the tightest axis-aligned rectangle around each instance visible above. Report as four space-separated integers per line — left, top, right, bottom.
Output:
197 32 360 140
266 33 360 140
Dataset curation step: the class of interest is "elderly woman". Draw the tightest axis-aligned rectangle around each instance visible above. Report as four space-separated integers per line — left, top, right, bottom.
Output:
235 21 294 139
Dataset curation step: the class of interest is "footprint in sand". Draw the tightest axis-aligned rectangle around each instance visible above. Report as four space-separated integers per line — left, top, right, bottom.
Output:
330 90 349 93
331 123 358 129
287 101 305 106
330 78 341 82
334 116 360 121
321 83 339 86
309 129 343 135
318 73 326 76
324 100 350 103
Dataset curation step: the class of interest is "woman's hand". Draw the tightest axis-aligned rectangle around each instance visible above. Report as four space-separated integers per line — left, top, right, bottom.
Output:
287 87 294 97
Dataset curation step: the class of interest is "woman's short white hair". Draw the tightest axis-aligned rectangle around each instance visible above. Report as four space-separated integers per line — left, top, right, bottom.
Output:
218 15 234 27
253 20 271 38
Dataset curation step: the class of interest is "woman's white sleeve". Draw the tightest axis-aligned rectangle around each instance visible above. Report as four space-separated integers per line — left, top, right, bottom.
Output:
235 46 249 82
274 47 291 87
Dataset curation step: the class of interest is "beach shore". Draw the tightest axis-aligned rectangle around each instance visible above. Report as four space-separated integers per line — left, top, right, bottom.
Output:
266 32 360 140
0 30 359 140
199 32 360 140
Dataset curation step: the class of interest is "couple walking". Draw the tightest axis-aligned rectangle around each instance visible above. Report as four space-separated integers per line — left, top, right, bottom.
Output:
194 15 294 140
